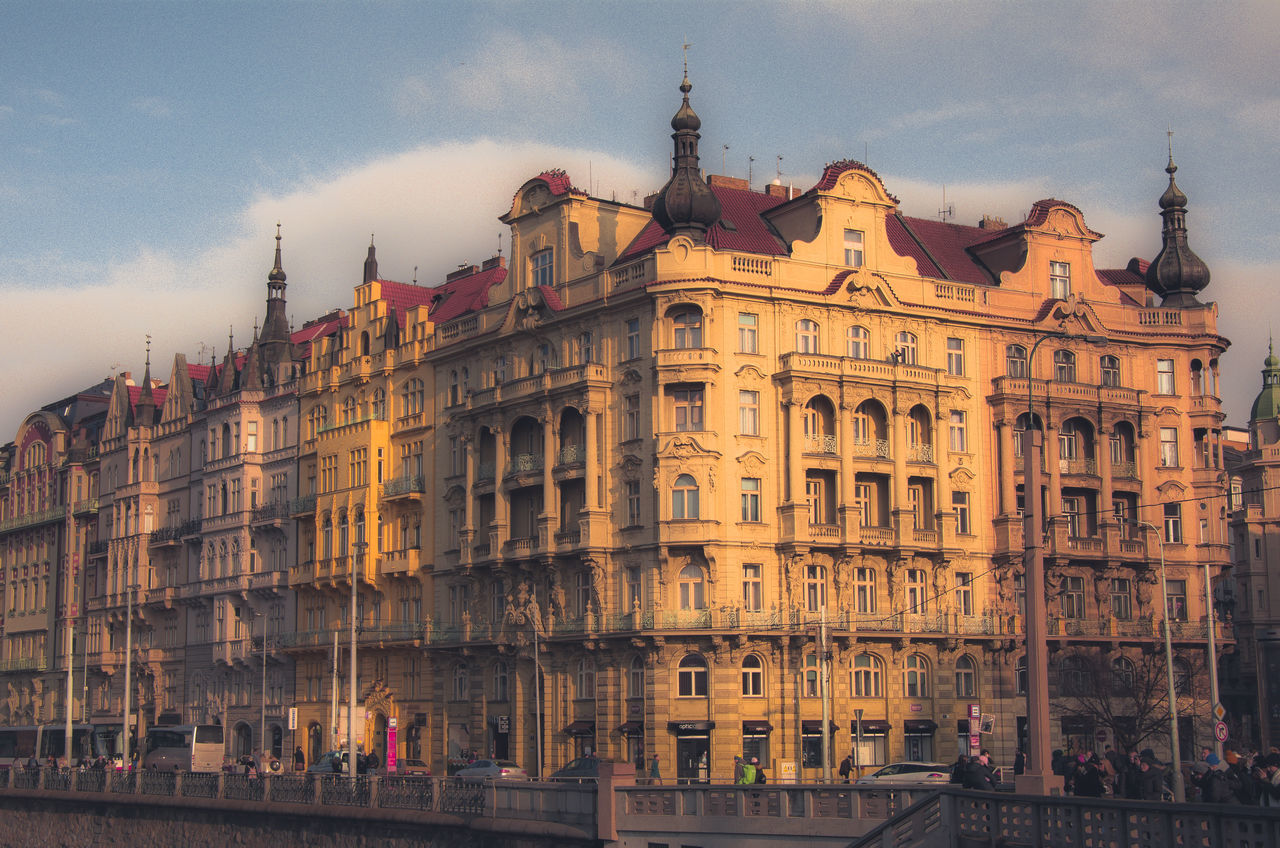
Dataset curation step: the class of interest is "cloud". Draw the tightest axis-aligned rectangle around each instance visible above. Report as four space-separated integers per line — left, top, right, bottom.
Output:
35 114 76 127
0 105 13 119
130 96 172 118
0 139 658 439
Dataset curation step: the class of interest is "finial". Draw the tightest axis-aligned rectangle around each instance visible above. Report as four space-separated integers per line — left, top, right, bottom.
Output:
228 325 234 351
275 221 282 243
1167 128 1176 175
145 333 152 367
370 233 375 247
412 265 418 284
498 231 503 257
681 38 692 93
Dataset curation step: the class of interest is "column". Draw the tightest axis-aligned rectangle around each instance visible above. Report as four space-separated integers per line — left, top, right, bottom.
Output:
934 410 951 540
998 420 1016 516
1046 420 1062 519
1097 424 1114 519
891 402 908 536
787 400 803 505
584 406 599 510
492 425 508 551
837 400 855 533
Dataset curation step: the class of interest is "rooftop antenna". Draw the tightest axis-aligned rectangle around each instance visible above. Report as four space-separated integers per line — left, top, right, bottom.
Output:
938 184 955 222
748 156 755 187
776 155 783 181
498 232 503 257
722 144 729 175
412 266 418 284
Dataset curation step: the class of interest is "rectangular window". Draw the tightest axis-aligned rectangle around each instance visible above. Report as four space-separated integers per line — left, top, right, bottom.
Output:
1167 579 1187 621
946 338 965 376
742 564 762 612
949 411 967 452
1050 261 1071 299
1164 502 1183 544
1111 578 1132 620
625 480 641 526
952 491 971 535
854 567 876 614
1062 496 1080 537
623 394 640 440
854 483 872 528
1063 576 1086 618
740 478 761 522
739 390 760 435
955 572 973 616
905 570 927 615
844 229 864 268
673 387 704 432
1159 427 1179 467
847 326 869 359
626 318 641 359
531 249 553 288
738 313 758 353
1157 359 1175 394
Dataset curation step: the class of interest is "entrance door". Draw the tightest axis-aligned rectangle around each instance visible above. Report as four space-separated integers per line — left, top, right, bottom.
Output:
675 736 709 784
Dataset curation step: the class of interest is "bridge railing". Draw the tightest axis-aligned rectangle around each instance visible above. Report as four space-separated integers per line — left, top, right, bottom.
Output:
0 767 598 836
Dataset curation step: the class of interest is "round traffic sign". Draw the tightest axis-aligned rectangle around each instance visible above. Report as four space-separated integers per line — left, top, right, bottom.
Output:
1214 721 1229 742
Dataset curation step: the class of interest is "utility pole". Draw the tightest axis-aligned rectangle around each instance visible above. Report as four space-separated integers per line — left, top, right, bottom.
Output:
122 577 133 772
330 631 339 751
64 583 74 766
349 542 365 781
820 609 831 783
1204 561 1223 759
532 584 543 778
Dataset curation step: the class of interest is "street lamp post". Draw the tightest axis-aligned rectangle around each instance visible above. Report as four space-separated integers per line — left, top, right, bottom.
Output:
1137 519 1185 803
255 611 267 762
349 541 366 782
1017 329 1105 796
122 579 134 773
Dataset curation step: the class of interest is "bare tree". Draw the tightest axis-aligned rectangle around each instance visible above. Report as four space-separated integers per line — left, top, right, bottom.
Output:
1056 649 1207 753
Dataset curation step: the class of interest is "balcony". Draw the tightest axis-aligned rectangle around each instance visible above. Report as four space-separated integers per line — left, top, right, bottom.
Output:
856 526 896 547
504 536 538 557
0 506 65 534
554 529 582 549
213 638 252 666
991 376 1141 409
144 586 176 609
558 444 584 466
380 548 420 575
803 434 837 455
849 438 890 460
381 474 426 500
251 501 291 527
72 498 100 516
907 444 934 463
149 525 184 547
290 495 317 517
250 571 287 593
1059 458 1098 476
87 541 109 558
809 523 841 541
510 454 543 474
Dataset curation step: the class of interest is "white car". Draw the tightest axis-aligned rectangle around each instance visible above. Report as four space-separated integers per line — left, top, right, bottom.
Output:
854 761 951 785
453 759 528 780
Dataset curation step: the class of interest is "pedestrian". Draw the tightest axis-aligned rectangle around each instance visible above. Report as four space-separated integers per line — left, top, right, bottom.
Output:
733 755 745 784
739 758 757 785
752 757 766 784
1013 749 1026 776
1138 756 1165 801
367 749 381 774
294 746 305 772
1072 758 1104 797
634 750 647 784
838 754 853 783
962 754 995 790
950 755 969 785
649 754 662 786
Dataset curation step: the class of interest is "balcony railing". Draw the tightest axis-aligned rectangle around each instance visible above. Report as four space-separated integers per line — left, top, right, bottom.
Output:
251 501 291 523
1059 458 1098 476
558 444 584 465
907 444 934 463
381 475 426 499
510 454 543 474
803 434 837 454
290 495 317 516
849 438 890 459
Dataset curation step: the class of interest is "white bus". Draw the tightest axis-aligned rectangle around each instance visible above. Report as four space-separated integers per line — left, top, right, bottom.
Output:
0 724 118 769
142 725 224 772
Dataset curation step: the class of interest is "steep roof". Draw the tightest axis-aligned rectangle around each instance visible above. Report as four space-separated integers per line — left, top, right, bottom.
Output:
427 263 508 324
377 279 437 326
892 215 996 285
618 183 788 263
126 384 168 413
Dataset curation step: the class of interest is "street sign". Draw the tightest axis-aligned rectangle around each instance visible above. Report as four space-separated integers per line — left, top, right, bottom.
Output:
1095 730 1107 743
968 703 981 720
1215 721 1229 742
1213 702 1227 721
288 707 297 731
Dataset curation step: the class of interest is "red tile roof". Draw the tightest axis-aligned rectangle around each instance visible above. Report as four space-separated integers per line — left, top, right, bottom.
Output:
426 264 508 324
617 183 788 263
810 159 899 203
126 384 168 411
377 279 437 325
894 215 995 285
187 364 212 385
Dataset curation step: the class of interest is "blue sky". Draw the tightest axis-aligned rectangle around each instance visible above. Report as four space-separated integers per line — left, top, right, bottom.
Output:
2 1 1277 438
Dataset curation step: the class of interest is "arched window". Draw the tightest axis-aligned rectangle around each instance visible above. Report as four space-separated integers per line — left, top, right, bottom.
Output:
1111 656 1135 692
895 332 918 365
852 654 883 697
1100 355 1120 387
1059 655 1093 694
741 654 764 696
452 664 469 701
954 655 977 697
1006 344 1028 378
796 319 820 353
1173 658 1192 696
678 564 706 610
321 515 333 559
577 658 596 699
1054 350 1076 382
360 331 370 356
337 509 349 556
628 657 645 700
847 326 869 359
904 654 930 698
530 248 553 288
671 309 703 349
672 474 699 520
677 654 708 697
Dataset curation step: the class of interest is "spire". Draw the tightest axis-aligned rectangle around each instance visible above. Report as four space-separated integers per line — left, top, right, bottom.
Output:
1252 337 1280 422
650 59 721 241
216 328 238 395
259 225 293 382
135 334 157 425
268 222 286 285
1145 133 1210 307
363 235 379 284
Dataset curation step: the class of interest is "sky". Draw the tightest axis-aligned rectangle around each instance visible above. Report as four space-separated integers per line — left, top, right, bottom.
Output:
1 1 1278 440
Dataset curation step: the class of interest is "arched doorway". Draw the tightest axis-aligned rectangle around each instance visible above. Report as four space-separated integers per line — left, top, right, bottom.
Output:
373 712 387 763
307 722 323 764
270 724 284 760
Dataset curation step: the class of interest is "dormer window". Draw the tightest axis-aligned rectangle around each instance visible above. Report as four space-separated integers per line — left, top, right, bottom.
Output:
1050 261 1071 299
844 229 864 268
530 249 553 289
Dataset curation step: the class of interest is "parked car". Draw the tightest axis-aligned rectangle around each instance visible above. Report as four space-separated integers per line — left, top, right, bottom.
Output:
550 757 599 780
306 750 368 775
453 759 528 780
395 758 432 776
854 762 951 786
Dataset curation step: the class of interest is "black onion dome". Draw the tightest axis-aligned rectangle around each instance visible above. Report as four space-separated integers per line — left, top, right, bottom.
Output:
652 74 720 240
1145 153 1210 307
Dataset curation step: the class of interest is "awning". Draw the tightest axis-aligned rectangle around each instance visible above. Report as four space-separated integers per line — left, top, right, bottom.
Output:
562 721 596 736
742 721 774 734
668 721 715 734
852 719 892 733
904 720 938 733
801 720 840 734
616 721 644 735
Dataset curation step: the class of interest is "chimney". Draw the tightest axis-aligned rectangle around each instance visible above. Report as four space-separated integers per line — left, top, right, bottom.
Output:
979 215 1008 230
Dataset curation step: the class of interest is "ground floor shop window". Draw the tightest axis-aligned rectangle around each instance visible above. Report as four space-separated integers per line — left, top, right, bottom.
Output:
742 721 772 769
903 721 936 761
801 720 837 769
669 721 713 784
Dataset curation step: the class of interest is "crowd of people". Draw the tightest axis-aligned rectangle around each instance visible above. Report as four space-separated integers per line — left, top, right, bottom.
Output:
1049 744 1280 805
